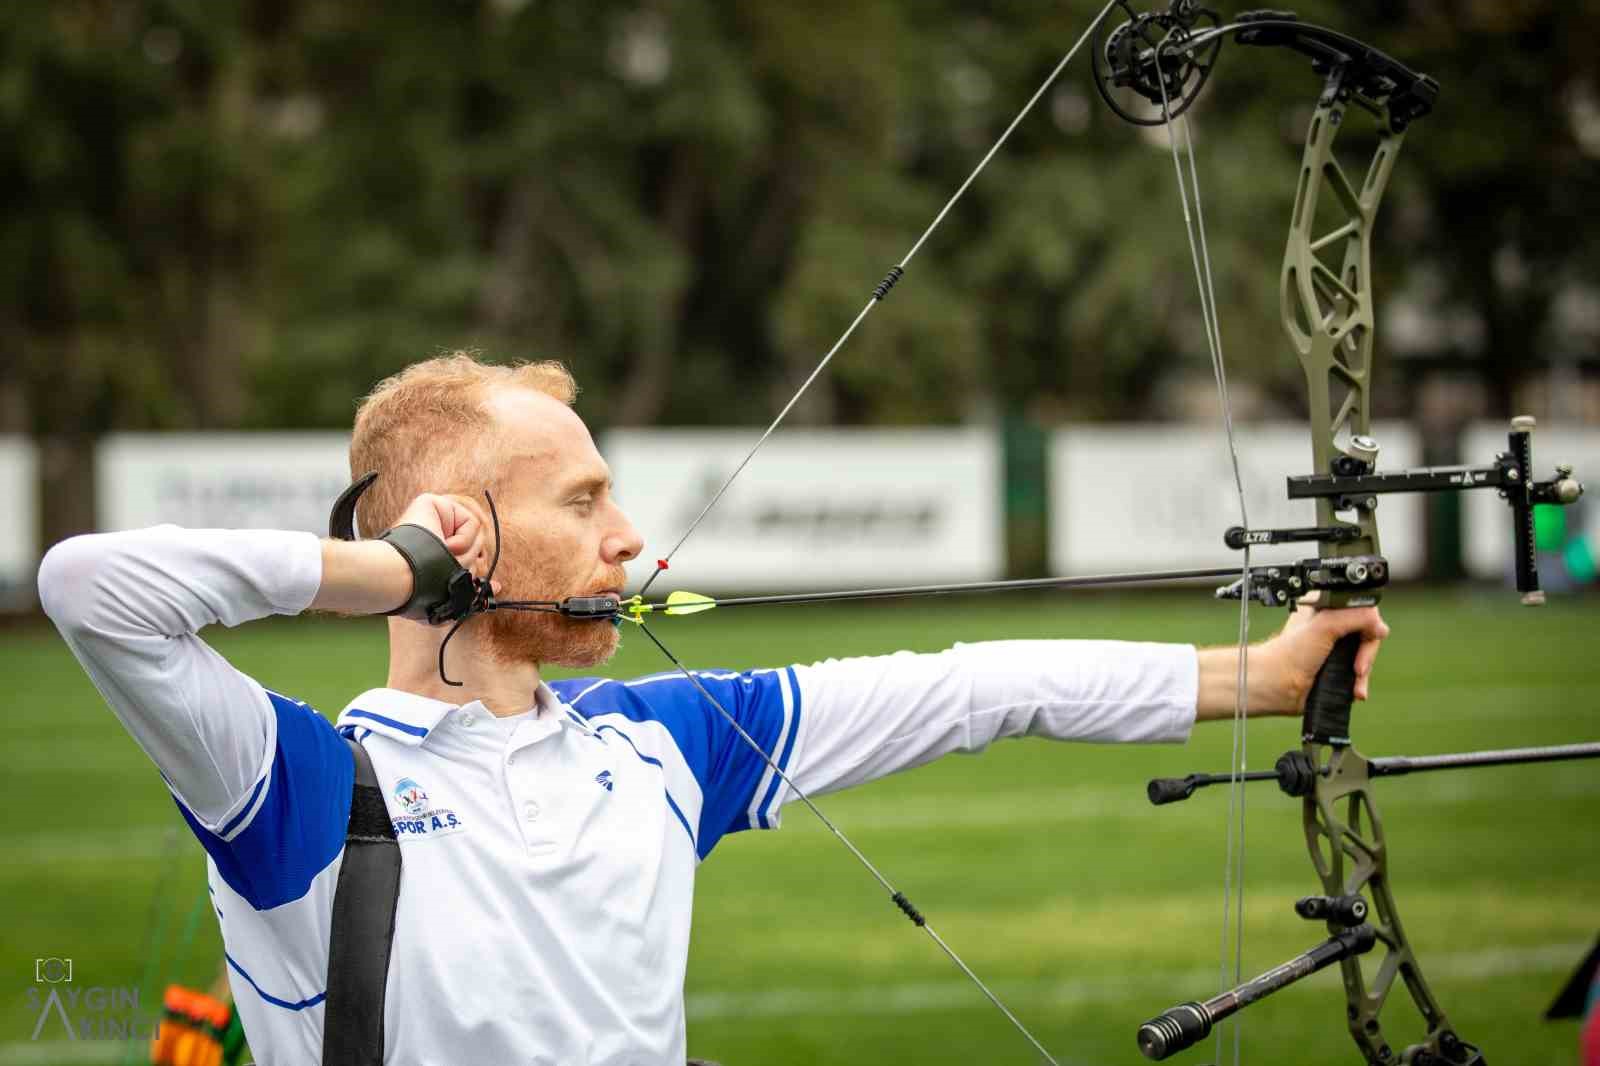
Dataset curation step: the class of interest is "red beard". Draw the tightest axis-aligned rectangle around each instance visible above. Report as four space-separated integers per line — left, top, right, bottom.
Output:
479 522 624 669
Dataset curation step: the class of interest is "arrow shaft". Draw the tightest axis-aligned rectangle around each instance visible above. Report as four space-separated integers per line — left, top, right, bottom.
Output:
671 567 1244 612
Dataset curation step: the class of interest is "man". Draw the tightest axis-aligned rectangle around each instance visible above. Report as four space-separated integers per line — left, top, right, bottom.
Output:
39 352 1388 1065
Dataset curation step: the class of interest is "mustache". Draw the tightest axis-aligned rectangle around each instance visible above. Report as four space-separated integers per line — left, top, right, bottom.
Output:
591 568 629 595
496 566 629 598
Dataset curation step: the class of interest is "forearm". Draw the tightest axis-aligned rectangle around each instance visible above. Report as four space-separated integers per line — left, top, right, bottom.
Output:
1195 643 1291 720
788 640 1198 797
310 538 412 615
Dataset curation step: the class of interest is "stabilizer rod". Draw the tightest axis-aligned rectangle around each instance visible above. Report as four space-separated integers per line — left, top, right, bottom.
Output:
1147 741 1600 805
1137 925 1376 1059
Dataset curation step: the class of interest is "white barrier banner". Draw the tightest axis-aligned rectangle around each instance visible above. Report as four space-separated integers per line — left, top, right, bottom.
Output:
98 433 352 535
1049 422 1424 578
604 429 1003 592
1462 421 1599 584
0 436 39 608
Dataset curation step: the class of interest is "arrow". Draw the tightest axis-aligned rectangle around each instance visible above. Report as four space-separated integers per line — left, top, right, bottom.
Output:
611 566 1247 623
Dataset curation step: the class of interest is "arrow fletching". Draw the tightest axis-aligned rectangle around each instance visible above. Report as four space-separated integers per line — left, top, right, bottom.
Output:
663 590 717 615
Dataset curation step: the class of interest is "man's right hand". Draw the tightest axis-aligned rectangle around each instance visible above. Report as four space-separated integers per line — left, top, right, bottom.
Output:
312 493 500 616
391 493 500 593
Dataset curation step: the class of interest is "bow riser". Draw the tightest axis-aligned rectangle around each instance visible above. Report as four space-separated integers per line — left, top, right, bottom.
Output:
1287 79 1482 1066
1139 23 1490 1061
1285 84 1404 590
1304 751 1475 1064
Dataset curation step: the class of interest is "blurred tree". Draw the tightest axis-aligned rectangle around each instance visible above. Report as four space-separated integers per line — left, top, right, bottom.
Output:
2 0 1597 541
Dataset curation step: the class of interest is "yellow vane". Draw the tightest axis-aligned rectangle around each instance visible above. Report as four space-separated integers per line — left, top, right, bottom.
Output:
663 590 717 615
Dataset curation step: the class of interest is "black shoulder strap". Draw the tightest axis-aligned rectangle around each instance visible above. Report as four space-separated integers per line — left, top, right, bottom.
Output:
322 736 402 1066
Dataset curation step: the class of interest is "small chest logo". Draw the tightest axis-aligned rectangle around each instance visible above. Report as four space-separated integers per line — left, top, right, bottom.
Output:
595 770 614 793
387 776 466 841
393 778 429 815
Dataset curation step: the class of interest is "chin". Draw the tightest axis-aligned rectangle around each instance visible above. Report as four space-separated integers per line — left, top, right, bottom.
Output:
486 614 620 671
542 626 621 669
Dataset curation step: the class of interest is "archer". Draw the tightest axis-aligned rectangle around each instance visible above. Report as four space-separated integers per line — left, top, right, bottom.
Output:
40 351 1389 1065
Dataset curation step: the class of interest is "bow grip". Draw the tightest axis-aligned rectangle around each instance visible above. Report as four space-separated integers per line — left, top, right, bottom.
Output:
1302 631 1360 745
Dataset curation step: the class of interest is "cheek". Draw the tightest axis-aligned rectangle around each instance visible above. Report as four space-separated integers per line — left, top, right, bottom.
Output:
524 511 595 554
499 523 589 593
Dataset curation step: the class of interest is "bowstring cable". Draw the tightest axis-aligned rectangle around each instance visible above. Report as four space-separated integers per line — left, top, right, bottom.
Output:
635 0 1122 600
1156 47 1250 1066
627 4 1135 1059
1189 118 1251 1066
624 8 1132 1053
635 623 1062 1066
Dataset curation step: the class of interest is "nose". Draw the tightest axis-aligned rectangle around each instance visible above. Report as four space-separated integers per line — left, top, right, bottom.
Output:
604 505 644 565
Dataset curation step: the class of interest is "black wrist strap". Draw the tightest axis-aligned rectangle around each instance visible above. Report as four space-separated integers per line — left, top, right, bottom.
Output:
378 524 478 624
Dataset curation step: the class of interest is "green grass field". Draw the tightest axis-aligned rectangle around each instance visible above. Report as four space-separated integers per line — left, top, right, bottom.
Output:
6 588 1598 1065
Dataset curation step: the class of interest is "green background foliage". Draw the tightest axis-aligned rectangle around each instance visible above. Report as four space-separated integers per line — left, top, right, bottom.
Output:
4 1 1597 446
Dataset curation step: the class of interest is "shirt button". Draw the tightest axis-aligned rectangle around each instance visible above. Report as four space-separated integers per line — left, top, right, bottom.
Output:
522 801 540 821
461 713 476 727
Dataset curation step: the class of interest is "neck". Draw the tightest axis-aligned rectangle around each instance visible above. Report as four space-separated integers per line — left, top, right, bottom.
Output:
385 618 542 718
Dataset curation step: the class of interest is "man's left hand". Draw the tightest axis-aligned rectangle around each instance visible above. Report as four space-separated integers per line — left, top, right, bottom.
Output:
1258 597 1391 713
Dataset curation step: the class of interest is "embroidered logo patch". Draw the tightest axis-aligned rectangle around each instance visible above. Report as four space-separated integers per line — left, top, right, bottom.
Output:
595 770 614 793
388 777 466 840
393 778 429 815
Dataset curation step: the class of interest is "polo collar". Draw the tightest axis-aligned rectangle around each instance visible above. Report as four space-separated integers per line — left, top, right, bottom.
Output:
337 689 457 746
543 683 598 737
336 682 596 746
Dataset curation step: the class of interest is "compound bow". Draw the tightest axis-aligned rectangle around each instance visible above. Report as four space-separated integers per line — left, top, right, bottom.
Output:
1099 7 1596 1065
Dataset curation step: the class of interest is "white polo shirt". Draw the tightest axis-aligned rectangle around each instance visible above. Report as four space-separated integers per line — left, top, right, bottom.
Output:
38 526 1198 1065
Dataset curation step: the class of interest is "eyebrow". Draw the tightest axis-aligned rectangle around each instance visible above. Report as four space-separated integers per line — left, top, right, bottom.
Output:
560 472 613 497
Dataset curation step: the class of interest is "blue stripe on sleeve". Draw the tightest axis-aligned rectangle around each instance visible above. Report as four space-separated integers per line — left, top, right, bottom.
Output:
754 667 803 829
593 723 698 851
176 692 352 911
215 774 268 839
552 668 795 859
224 953 326 1012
